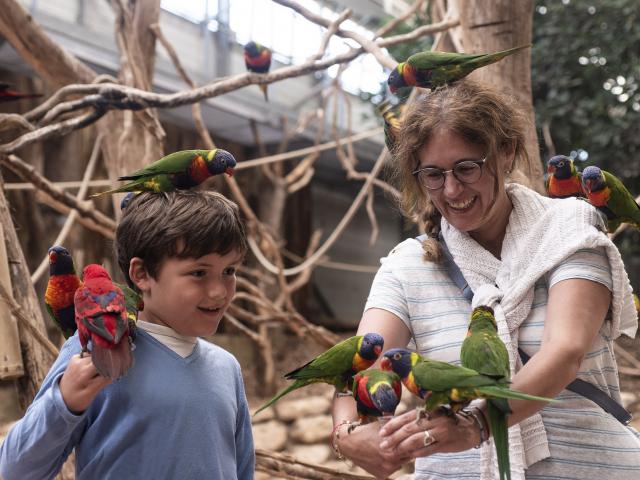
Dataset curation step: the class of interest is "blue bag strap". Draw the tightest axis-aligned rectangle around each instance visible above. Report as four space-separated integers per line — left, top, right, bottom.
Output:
414 233 633 425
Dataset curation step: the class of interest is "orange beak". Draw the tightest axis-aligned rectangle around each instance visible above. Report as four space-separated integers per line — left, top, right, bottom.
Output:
225 167 235 176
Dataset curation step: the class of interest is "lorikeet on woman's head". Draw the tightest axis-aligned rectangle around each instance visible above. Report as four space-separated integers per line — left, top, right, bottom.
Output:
545 155 584 199
93 149 236 196
45 246 82 338
75 264 134 379
581 165 640 232
244 41 272 101
254 333 384 416
387 45 530 94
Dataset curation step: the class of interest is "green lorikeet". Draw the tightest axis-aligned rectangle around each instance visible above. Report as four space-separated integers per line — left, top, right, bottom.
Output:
244 41 272 101
376 100 405 152
74 264 134 379
460 306 512 480
254 333 384 416
581 165 640 232
45 246 83 338
387 45 530 94
380 348 554 416
545 155 584 199
93 149 236 196
0 82 42 102
352 369 402 424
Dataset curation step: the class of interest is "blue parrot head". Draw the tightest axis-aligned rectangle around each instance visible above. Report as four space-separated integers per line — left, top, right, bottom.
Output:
370 379 401 415
244 41 260 58
359 332 384 361
120 192 137 211
380 348 413 380
48 245 76 275
206 149 237 176
387 64 409 95
547 155 574 179
581 165 605 193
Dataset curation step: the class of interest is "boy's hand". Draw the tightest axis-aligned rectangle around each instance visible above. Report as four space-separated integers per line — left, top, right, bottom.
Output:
59 354 112 414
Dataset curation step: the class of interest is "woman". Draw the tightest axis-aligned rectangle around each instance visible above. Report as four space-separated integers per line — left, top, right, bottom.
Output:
331 79 639 479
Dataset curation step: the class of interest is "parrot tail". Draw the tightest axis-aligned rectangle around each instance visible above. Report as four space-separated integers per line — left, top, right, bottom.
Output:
91 338 134 380
91 183 137 197
488 399 511 480
253 379 309 416
477 386 556 403
259 84 269 102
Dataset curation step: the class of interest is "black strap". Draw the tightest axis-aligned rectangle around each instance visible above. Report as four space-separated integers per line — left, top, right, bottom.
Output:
415 234 633 425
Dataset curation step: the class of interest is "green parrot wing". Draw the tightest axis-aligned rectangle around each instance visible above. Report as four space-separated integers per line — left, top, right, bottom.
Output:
414 359 496 392
119 150 206 180
285 336 360 381
407 51 486 70
603 171 640 224
461 331 510 379
114 281 142 320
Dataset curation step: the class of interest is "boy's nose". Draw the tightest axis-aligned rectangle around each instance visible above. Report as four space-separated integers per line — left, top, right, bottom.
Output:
207 280 227 300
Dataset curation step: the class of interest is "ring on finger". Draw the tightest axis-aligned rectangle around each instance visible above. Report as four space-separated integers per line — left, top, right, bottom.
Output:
423 429 437 447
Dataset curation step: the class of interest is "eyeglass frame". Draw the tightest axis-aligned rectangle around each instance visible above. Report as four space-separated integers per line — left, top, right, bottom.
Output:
411 158 487 190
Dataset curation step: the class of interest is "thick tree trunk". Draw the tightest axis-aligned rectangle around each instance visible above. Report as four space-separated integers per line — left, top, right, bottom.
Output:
445 0 544 192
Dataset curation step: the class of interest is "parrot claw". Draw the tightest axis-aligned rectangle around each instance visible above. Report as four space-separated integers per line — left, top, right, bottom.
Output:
439 405 459 423
347 421 362 434
415 407 431 423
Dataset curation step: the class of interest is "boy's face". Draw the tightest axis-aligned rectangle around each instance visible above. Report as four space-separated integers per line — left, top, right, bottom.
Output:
131 249 243 337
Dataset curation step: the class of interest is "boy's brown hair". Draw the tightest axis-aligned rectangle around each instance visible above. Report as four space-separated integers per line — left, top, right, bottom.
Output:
116 190 247 288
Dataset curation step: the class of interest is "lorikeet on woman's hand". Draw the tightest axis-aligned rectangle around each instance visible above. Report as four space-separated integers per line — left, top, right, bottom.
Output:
244 41 271 101
460 306 512 480
74 264 134 379
352 369 402 425
545 155 584 199
581 165 640 232
254 333 384 416
381 348 554 416
45 246 83 338
387 45 530 94
93 149 236 196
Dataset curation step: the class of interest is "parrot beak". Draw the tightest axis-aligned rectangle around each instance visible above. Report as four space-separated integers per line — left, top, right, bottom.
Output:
584 179 592 192
380 357 392 371
49 251 57 263
547 165 556 174
225 167 235 177
374 345 382 356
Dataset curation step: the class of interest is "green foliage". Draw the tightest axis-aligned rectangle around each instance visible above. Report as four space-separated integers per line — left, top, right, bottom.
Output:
532 0 640 289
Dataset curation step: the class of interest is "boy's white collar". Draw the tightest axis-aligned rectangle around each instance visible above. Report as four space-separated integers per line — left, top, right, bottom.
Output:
136 320 197 358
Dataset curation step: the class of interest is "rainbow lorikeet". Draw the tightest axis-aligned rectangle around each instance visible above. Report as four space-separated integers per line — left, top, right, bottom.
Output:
93 149 236 196
380 348 553 417
376 100 405 152
0 82 42 102
545 155 584 199
45 246 83 338
352 369 402 425
244 41 272 101
254 333 384 416
460 306 512 480
74 264 134 379
120 192 137 210
581 165 640 232
387 45 530 94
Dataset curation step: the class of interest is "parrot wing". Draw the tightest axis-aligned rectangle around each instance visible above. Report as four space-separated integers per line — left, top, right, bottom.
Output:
118 150 202 180
461 332 510 380
407 51 486 69
285 336 360 381
75 286 128 344
604 171 640 225
414 359 497 392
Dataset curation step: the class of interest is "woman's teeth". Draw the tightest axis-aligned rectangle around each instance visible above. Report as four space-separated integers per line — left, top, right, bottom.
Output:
448 196 476 210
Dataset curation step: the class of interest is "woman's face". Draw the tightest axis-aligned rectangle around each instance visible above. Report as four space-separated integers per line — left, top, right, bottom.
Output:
415 129 512 239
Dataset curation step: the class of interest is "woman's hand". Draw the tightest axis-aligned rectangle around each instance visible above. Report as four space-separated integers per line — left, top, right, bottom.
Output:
378 408 481 460
336 420 412 480
59 354 112 414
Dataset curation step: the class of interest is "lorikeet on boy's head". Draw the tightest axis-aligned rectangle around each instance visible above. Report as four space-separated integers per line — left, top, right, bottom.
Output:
244 41 272 101
75 264 134 379
45 245 83 338
581 165 640 232
254 332 384 416
387 45 530 94
93 149 236 196
545 155 584 199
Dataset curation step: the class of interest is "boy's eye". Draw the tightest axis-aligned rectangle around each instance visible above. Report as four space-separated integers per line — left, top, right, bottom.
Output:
190 270 206 278
223 267 237 276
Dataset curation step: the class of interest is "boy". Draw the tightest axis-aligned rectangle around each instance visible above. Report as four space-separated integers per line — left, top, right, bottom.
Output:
0 191 255 479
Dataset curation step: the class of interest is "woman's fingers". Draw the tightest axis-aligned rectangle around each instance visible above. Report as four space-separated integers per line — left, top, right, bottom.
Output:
378 409 417 437
380 414 431 451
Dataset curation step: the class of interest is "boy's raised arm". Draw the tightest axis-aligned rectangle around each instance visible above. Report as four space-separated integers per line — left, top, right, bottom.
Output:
0 340 86 480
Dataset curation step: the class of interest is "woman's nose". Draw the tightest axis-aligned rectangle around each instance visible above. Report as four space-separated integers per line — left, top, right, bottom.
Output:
442 170 464 196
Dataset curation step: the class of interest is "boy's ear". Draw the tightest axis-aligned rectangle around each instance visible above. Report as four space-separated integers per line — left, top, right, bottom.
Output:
129 257 150 291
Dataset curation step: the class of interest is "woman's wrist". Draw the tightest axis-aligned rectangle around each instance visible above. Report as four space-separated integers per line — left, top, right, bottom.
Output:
330 420 355 460
461 405 490 448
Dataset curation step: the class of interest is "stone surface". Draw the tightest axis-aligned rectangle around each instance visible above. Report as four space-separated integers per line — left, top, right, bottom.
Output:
252 420 288 451
290 414 333 444
275 395 331 421
289 444 332 464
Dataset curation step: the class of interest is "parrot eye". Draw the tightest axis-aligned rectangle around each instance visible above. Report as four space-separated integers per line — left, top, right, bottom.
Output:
557 161 565 167
393 352 402 361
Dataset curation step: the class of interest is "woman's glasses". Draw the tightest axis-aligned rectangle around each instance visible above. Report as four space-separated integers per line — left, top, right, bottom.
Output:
412 158 486 190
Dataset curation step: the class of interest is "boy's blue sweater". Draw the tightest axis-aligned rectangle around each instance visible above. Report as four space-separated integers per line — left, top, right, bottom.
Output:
0 330 255 479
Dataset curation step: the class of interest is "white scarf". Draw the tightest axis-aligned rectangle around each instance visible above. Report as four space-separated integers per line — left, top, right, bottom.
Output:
441 183 638 480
